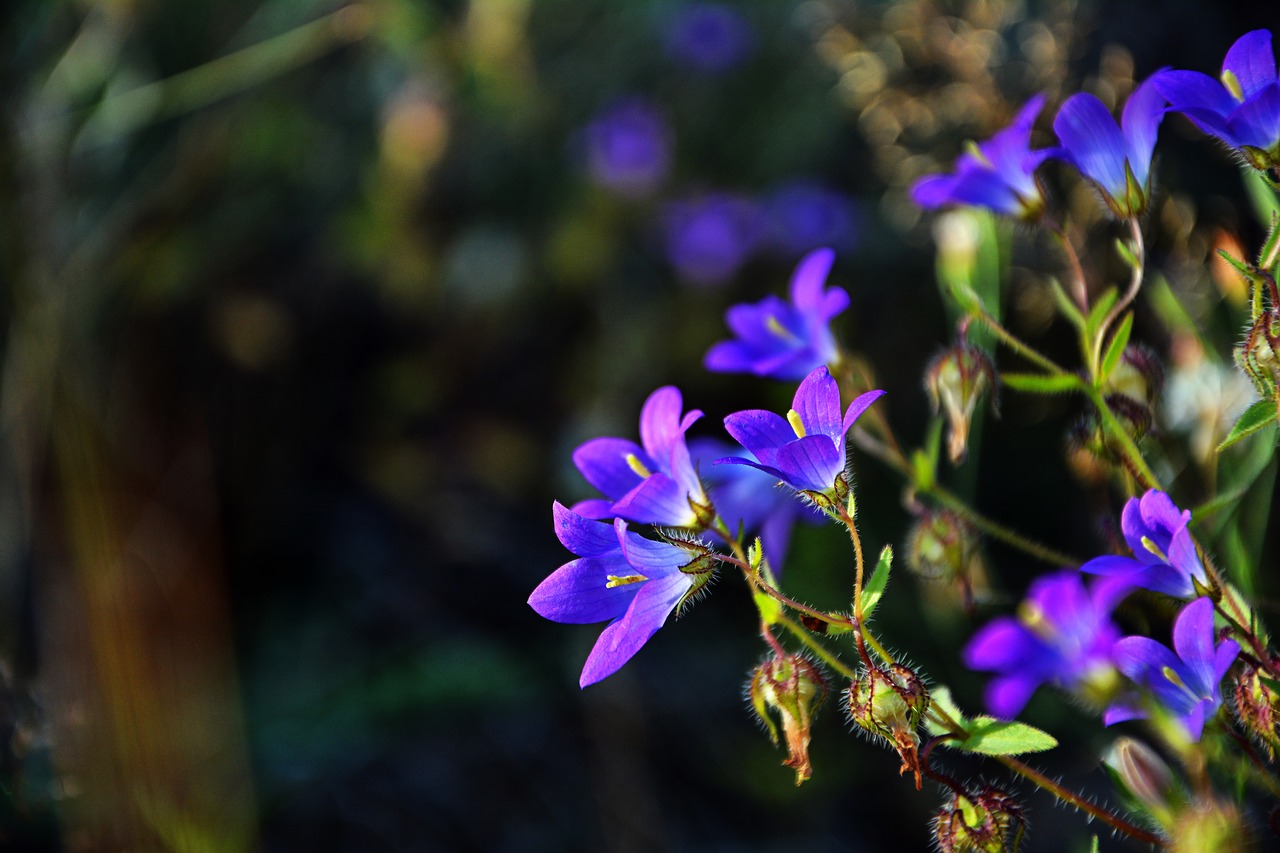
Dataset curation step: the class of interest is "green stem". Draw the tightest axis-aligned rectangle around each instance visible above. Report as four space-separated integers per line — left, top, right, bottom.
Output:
1081 384 1161 490
776 614 858 680
969 309 1069 376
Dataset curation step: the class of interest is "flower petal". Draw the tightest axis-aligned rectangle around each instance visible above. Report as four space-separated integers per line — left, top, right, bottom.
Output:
723 410 794 466
986 674 1041 719
1226 82 1280 150
1103 695 1146 726
964 619 1040 671
614 519 690 573
1112 635 1181 683
1121 74 1168 187
553 501 621 555
793 366 842 437
611 472 696 527
529 556 635 624
1223 29 1277 100
640 386 697 462
578 571 691 687
1154 69 1237 116
841 389 886 437
1171 597 1217 689
776 434 842 492
1054 92 1129 198
574 437 649 500
789 247 836 312
712 455 791 485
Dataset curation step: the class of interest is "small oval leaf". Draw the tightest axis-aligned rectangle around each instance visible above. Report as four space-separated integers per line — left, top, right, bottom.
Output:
1217 398 1279 452
959 717 1058 755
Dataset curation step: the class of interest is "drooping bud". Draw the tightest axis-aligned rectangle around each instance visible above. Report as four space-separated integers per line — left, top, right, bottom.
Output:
1232 664 1280 760
1103 737 1181 829
933 784 1026 853
925 341 996 464
906 508 979 585
847 663 930 788
1105 344 1164 410
748 653 828 785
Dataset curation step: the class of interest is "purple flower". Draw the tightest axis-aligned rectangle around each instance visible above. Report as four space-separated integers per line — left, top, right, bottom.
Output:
704 247 850 380
764 182 860 255
573 386 713 530
1106 597 1240 741
1154 30 1280 170
690 438 822 571
719 366 885 501
663 3 754 74
662 193 764 287
911 95 1052 219
1051 75 1167 217
1080 489 1208 599
530 503 713 687
583 98 671 197
964 571 1133 718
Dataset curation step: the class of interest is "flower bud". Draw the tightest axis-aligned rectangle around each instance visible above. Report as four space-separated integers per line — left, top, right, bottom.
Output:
1104 344 1163 409
1103 737 1180 829
847 663 930 788
748 653 828 785
926 342 996 464
933 785 1026 853
1235 311 1280 400
1168 799 1253 853
906 508 979 584
1233 664 1280 760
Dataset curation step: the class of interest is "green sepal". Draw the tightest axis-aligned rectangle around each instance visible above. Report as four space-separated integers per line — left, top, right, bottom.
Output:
1001 372 1080 394
923 685 967 737
1098 311 1133 385
1217 398 1279 452
754 591 783 626
957 717 1058 755
748 537 765 572
860 545 893 620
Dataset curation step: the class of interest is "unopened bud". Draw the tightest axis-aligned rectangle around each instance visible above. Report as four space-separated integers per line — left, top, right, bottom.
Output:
748 654 828 785
926 342 996 464
847 663 930 788
1235 310 1280 399
1169 798 1253 853
1105 344 1163 408
906 509 979 584
1233 664 1280 760
933 785 1026 853
1103 737 1180 829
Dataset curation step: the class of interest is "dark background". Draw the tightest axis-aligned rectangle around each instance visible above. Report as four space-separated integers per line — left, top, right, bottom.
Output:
0 1 1277 850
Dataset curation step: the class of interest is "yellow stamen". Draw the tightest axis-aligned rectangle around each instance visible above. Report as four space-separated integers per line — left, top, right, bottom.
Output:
1221 68 1245 102
766 314 801 343
1162 666 1189 692
605 574 647 588
1140 536 1167 562
786 408 806 438
625 453 652 478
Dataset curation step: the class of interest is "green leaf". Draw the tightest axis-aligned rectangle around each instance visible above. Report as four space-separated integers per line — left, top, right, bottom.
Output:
924 685 968 737
1217 398 1279 452
1085 287 1119 340
1048 277 1085 330
1001 372 1080 394
753 591 783 626
1115 236 1140 270
958 717 1058 755
860 546 893 619
1244 167 1280 233
1098 311 1133 384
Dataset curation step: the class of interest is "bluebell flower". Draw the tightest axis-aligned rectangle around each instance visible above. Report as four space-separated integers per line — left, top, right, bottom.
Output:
662 193 764 287
663 3 754 74
690 438 822 572
530 503 714 687
1154 29 1280 170
763 182 860 256
573 386 713 530
719 366 884 502
911 95 1052 219
1106 597 1240 741
582 98 671 197
1080 489 1208 599
704 247 850 380
1051 75 1167 217
964 571 1133 718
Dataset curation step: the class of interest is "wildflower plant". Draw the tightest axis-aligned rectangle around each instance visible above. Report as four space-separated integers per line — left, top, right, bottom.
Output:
533 25 1280 852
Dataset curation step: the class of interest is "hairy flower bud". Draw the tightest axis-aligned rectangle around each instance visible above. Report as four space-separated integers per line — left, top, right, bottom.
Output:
1103 737 1180 829
1168 799 1253 853
1105 344 1164 409
847 663 930 788
1233 664 1280 760
926 342 996 464
748 653 828 785
933 785 1026 853
1236 310 1280 400
906 508 979 584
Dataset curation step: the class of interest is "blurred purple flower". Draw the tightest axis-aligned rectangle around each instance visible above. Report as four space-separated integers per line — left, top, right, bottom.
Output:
583 98 671 197
1051 75 1167 217
911 95 1052 219
662 193 764 287
530 502 712 687
964 571 1133 718
1106 597 1240 741
573 386 713 530
764 182 860 255
1080 489 1208 599
704 247 849 380
1154 29 1280 170
663 3 754 74
690 438 822 572
720 366 884 500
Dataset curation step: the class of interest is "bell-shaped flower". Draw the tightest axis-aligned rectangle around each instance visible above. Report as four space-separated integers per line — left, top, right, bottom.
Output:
530 503 714 687
690 438 822 572
704 247 850 380
573 386 714 530
964 571 1133 718
1051 75 1167 217
1154 29 1280 170
1080 489 1208 599
910 95 1052 220
1106 597 1240 741
718 366 884 504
